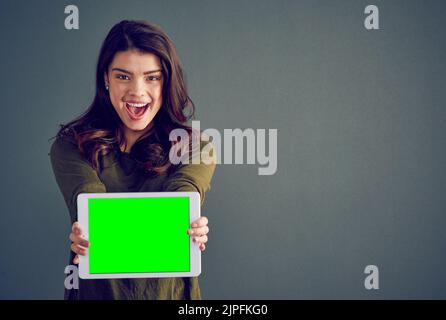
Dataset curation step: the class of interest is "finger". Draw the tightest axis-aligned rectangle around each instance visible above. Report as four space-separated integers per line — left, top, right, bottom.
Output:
71 243 88 256
72 222 83 235
69 233 89 247
70 243 86 255
193 235 208 244
199 243 206 251
73 255 79 265
191 216 208 228
188 225 209 236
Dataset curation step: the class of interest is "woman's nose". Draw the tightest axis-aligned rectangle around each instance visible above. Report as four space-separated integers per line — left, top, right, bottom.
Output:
128 79 149 99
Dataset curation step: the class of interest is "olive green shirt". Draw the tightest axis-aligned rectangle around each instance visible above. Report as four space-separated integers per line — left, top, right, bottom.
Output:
49 135 216 300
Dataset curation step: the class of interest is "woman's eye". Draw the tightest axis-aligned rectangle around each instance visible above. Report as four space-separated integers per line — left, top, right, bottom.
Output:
148 76 162 81
116 75 129 80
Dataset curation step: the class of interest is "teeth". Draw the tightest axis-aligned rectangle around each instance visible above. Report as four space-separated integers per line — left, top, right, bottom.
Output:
126 102 147 108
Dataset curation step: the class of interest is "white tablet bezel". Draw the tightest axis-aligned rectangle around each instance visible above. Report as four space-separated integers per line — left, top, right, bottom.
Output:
77 191 201 279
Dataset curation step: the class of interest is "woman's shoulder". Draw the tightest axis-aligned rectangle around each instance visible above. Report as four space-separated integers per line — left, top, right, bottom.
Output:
180 136 217 168
49 126 85 163
49 122 97 156
198 133 217 162
50 132 76 153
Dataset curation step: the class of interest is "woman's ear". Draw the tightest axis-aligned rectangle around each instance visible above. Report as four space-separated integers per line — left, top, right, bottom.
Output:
103 72 109 86
104 72 110 91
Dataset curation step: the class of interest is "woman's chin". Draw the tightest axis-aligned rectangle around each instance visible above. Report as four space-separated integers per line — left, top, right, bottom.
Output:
124 120 151 132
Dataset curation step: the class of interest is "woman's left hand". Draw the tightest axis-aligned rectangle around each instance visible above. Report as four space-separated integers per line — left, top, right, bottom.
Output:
187 216 209 251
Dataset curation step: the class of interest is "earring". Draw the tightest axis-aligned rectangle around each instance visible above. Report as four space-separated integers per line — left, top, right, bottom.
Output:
105 84 109 91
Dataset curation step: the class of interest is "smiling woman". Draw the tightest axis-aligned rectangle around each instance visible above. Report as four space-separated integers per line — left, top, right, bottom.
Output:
54 20 197 176
105 50 164 152
49 20 216 300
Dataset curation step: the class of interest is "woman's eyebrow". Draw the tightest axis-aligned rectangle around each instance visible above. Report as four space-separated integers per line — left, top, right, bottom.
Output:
111 68 162 75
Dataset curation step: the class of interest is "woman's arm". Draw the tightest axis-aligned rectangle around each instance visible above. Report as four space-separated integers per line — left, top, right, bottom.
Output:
49 136 106 263
162 140 217 251
162 140 217 206
49 136 106 223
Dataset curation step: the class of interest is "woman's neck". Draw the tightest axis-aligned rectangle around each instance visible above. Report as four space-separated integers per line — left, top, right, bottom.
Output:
120 124 154 153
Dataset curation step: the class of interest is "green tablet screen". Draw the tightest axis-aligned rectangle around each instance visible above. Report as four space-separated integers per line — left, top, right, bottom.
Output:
87 196 190 274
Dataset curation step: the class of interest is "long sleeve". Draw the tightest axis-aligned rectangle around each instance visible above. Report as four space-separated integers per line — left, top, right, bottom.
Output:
162 140 217 206
49 136 106 223
161 139 216 300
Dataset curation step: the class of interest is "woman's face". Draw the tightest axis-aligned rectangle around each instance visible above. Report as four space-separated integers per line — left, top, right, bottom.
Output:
104 49 164 137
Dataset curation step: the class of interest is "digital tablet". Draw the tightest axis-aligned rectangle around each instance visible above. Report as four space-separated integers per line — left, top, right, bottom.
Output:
76 191 201 279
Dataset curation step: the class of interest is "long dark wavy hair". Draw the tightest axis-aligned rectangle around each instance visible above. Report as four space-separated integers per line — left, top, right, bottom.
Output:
50 20 197 176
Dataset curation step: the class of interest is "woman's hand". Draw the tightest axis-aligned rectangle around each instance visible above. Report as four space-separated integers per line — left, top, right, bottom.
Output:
187 216 209 252
69 217 208 264
69 222 89 264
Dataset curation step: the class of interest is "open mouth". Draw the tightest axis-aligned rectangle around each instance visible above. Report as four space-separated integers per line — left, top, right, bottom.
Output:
125 102 150 120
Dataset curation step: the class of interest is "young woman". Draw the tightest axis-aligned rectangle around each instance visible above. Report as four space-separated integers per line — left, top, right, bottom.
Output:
49 20 216 300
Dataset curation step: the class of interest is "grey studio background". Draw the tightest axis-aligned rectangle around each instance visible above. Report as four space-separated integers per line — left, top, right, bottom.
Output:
0 0 445 299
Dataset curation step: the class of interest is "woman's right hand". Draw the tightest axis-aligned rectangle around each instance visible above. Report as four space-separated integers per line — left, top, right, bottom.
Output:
69 221 89 264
